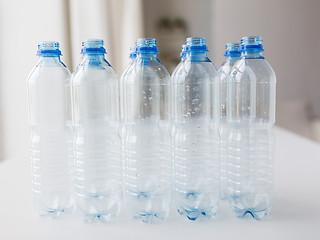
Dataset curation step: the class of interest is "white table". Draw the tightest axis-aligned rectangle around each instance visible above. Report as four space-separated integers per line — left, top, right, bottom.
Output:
1 127 320 240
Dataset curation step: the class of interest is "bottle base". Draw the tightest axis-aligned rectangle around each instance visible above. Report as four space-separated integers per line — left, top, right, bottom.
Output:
76 192 122 223
229 194 273 220
175 191 219 221
82 212 116 223
38 206 74 218
79 206 121 223
132 211 169 224
177 206 217 221
231 206 272 220
126 190 172 223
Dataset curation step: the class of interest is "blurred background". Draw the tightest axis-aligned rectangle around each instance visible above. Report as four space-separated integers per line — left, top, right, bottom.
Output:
0 0 319 161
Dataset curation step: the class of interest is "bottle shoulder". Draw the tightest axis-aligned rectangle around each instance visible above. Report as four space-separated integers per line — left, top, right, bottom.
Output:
218 60 234 81
230 57 276 83
171 62 183 80
27 63 71 85
122 58 170 85
172 58 218 84
120 61 135 83
72 60 118 86
36 58 70 69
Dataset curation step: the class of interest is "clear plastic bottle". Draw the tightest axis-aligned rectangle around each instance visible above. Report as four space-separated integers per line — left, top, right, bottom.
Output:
122 38 172 223
120 47 137 196
120 46 137 155
71 39 121 223
218 43 241 200
172 37 220 221
27 41 74 217
227 36 276 219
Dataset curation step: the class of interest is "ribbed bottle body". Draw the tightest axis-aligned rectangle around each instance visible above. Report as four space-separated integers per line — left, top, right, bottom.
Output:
123 53 172 223
28 62 74 217
172 53 220 221
227 55 276 219
120 58 136 198
72 57 121 222
218 57 239 200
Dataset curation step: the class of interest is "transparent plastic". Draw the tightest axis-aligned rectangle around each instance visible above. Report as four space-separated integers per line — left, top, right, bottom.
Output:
71 39 122 222
218 43 241 200
120 47 137 199
171 44 187 80
172 37 220 221
227 36 276 219
122 38 172 223
27 41 74 217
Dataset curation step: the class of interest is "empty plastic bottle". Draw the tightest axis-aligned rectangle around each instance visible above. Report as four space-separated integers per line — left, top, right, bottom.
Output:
71 39 122 223
120 46 137 138
27 41 74 217
122 38 172 223
218 43 241 200
120 46 137 196
172 37 220 221
227 36 276 219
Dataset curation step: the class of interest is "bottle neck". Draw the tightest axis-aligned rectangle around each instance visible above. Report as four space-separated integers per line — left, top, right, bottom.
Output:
82 53 106 63
83 53 105 58
137 52 157 59
186 51 207 61
242 51 264 59
39 55 60 59
38 55 62 65
226 55 240 61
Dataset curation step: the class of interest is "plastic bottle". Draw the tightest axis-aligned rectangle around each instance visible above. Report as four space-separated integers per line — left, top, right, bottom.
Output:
71 39 121 223
27 41 74 217
172 37 220 221
227 36 276 219
122 38 172 223
218 43 241 200
120 47 137 197
120 46 137 149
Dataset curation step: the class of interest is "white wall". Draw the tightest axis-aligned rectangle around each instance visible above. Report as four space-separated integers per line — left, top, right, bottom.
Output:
212 0 320 118
0 0 71 160
143 0 214 56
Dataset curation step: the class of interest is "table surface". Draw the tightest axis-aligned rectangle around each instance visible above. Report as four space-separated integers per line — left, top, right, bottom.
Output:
1 127 320 240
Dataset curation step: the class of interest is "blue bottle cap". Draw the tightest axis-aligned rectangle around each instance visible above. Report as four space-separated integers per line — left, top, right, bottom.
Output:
37 41 61 56
185 37 208 52
240 36 264 52
81 39 106 54
136 38 159 53
224 43 241 57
